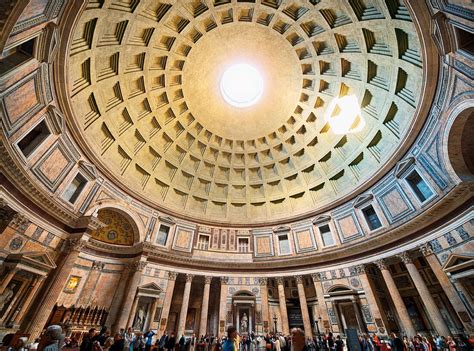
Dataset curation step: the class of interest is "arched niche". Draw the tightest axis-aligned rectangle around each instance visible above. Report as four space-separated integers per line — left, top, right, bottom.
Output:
446 104 474 182
91 208 139 246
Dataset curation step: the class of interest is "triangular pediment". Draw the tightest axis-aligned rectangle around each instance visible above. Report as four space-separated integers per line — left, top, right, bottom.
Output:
7 251 57 271
442 253 474 272
273 225 290 233
353 194 374 208
313 215 331 225
137 282 163 297
395 157 415 178
78 160 98 179
159 216 176 224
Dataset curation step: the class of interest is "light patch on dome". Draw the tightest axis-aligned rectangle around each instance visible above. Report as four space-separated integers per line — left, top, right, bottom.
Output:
325 95 365 135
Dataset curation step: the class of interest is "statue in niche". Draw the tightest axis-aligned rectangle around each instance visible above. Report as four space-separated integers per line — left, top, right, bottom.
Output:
240 313 248 333
0 284 14 312
134 306 146 330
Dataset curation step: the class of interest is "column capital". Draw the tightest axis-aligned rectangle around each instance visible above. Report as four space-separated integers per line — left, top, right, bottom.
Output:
311 272 325 282
128 260 147 272
185 274 194 282
374 259 387 271
167 271 178 281
295 275 304 284
275 277 285 285
63 237 88 253
220 276 229 285
354 264 366 274
398 252 413 265
91 261 105 271
10 213 30 232
204 276 213 284
419 243 434 257
257 277 268 286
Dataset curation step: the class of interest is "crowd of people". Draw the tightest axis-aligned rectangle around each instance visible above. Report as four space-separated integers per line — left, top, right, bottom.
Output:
2 325 473 351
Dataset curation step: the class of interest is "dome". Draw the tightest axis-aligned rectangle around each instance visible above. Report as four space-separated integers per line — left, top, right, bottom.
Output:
65 0 425 225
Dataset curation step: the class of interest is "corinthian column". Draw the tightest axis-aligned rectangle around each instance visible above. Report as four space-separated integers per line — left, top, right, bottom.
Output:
399 252 451 336
160 272 178 332
199 276 212 337
115 259 147 330
178 274 194 337
420 243 473 335
12 276 46 326
25 235 89 341
258 278 270 333
375 259 416 337
311 273 330 332
218 277 229 337
276 277 289 335
296 276 312 337
355 265 387 335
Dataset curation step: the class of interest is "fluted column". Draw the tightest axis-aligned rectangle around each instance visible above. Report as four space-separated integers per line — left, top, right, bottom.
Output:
199 276 212 337
399 252 451 336
160 272 178 332
258 278 270 333
276 277 289 335
147 298 159 330
77 261 104 306
218 277 229 337
311 273 330 332
0 267 19 294
355 265 387 335
115 259 147 330
375 259 416 337
296 276 312 337
420 243 473 335
25 235 88 341
12 276 45 326
109 266 133 331
178 274 194 337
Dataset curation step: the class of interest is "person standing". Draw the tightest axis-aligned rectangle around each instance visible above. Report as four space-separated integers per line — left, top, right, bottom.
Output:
290 328 308 351
125 328 135 351
166 333 176 351
145 331 156 351
223 326 238 351
81 328 98 351
390 333 404 351
334 336 344 351
38 325 64 351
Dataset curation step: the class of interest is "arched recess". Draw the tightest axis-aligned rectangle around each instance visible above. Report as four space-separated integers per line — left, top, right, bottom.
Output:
90 208 140 246
445 103 474 182
232 290 256 334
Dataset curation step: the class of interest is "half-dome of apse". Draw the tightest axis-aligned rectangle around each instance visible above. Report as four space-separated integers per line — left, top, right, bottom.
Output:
91 208 136 245
66 0 424 225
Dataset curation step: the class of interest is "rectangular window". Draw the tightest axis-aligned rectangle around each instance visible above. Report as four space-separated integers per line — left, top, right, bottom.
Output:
0 38 35 75
198 235 210 250
238 238 249 253
63 173 87 204
362 205 382 231
278 234 291 255
156 224 170 246
406 170 433 203
455 27 474 57
17 120 50 158
319 224 334 246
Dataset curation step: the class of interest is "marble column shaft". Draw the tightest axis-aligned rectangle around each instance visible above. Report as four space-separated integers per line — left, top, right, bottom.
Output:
421 244 473 335
218 277 229 337
13 276 45 325
115 259 146 330
376 260 416 337
296 276 312 337
276 278 289 335
127 294 140 327
259 278 270 332
356 265 386 333
25 237 87 341
160 272 177 332
199 276 212 337
0 268 18 294
311 274 330 331
77 261 104 306
108 266 132 332
147 298 159 330
178 274 194 337
400 253 451 336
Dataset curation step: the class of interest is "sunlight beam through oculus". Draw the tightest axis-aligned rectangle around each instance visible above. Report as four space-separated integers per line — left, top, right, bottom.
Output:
220 64 264 108
325 95 366 135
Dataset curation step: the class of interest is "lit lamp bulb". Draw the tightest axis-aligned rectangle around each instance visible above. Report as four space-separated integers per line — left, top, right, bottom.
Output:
324 95 365 135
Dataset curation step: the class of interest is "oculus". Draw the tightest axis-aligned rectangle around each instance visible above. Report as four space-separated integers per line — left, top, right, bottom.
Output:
220 64 264 108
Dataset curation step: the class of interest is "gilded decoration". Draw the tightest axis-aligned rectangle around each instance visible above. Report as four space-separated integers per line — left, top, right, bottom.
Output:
91 209 135 246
